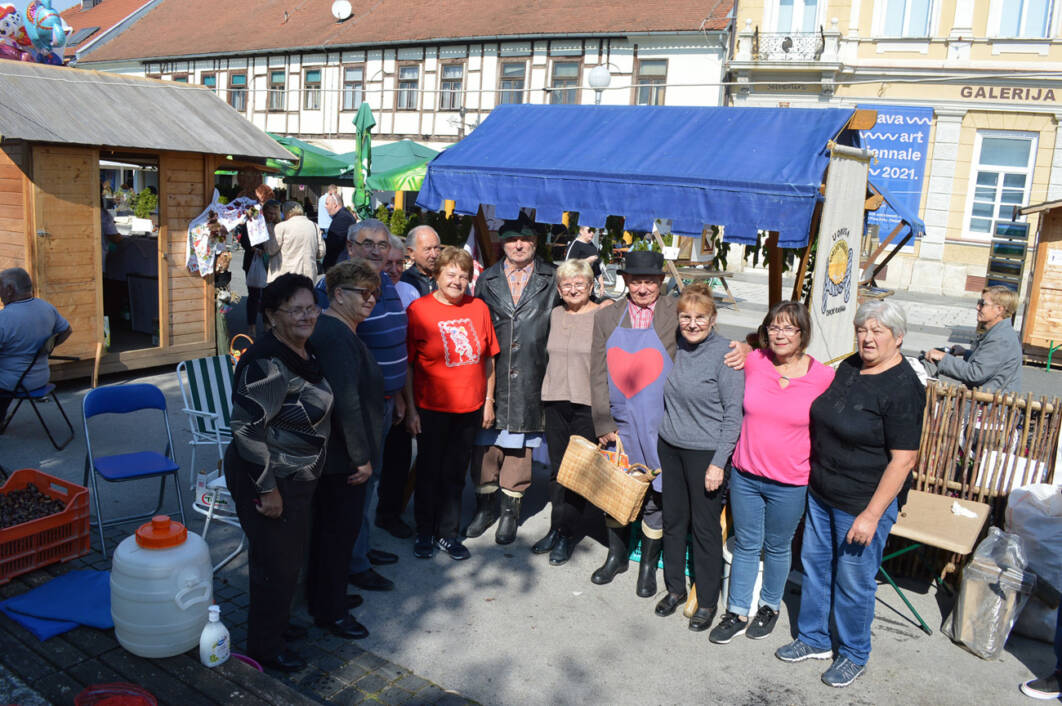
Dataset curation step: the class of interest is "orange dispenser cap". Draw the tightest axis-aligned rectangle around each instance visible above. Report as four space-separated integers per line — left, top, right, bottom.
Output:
135 515 188 549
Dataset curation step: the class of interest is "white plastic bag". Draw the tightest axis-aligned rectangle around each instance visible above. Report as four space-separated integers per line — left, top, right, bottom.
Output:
246 254 267 289
1006 484 1062 592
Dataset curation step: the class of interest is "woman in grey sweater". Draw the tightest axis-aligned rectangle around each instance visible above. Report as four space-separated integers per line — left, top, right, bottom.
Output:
653 283 744 632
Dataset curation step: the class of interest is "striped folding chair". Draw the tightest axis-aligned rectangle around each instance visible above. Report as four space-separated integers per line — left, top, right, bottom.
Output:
176 355 235 488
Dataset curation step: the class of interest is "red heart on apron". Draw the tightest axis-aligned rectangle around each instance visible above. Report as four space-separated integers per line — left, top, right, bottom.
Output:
607 347 664 399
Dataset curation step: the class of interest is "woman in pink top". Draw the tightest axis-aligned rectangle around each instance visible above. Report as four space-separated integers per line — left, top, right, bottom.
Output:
708 301 835 645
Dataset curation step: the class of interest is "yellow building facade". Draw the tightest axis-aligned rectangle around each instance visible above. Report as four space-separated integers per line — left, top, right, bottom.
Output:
729 0 1062 296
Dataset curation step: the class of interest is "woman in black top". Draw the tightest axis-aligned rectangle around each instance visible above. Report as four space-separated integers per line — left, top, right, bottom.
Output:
775 299 924 689
225 274 332 673
306 259 385 641
565 226 603 296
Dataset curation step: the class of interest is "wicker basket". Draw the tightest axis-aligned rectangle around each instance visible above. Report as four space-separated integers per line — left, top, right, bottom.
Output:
557 436 656 525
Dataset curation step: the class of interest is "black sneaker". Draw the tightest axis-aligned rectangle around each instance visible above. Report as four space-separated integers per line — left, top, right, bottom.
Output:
413 534 434 559
746 605 779 640
435 536 471 561
708 611 748 644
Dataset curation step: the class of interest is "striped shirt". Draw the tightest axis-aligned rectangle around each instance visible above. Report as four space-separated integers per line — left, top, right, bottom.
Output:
356 277 408 393
627 299 657 329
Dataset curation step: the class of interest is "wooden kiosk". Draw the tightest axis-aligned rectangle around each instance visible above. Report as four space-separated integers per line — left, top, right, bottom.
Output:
0 62 291 380
1018 199 1062 367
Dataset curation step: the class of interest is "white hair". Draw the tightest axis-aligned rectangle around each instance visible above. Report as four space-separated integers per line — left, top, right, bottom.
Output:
853 299 908 338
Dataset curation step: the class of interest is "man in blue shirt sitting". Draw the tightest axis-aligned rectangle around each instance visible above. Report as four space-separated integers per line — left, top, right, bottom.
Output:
0 268 72 420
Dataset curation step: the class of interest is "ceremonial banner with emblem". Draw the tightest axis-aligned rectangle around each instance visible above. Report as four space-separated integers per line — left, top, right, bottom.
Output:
807 144 871 365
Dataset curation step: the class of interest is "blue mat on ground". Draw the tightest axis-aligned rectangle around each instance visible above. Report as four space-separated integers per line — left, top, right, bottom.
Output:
0 569 112 640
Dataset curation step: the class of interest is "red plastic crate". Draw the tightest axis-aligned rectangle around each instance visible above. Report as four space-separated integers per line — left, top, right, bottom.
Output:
0 469 91 585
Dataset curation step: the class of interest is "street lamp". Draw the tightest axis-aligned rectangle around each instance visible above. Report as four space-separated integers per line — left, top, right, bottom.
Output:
588 64 612 105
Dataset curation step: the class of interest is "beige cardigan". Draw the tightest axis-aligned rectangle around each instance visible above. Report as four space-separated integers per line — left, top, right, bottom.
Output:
266 215 325 282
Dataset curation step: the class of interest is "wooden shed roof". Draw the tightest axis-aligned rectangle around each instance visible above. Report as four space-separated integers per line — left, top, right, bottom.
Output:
0 61 293 161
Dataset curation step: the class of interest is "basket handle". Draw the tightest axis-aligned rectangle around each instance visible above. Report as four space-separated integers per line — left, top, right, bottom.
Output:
598 435 626 457
627 464 660 483
229 333 254 355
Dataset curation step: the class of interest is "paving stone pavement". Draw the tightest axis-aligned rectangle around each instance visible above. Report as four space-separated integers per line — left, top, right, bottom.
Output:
0 523 477 706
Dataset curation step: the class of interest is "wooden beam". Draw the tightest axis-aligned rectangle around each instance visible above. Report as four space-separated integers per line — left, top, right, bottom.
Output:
767 231 782 308
444 199 455 218
394 191 405 210
652 232 684 293
791 201 822 301
473 205 497 266
847 109 877 130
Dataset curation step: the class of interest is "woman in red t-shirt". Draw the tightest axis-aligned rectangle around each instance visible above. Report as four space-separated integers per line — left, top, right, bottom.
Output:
406 246 499 561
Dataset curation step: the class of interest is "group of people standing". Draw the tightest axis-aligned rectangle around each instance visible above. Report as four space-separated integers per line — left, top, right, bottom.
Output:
222 209 936 689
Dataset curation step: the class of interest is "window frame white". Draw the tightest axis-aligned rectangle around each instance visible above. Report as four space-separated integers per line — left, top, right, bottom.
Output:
303 69 322 111
438 63 464 112
962 129 1039 241
872 0 940 37
341 65 365 112
766 0 824 34
988 0 1057 38
267 70 286 112
396 64 420 111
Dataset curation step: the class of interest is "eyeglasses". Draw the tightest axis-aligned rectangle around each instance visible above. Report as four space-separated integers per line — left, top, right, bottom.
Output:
355 240 390 252
767 325 800 336
276 306 321 320
976 298 998 309
678 315 711 327
340 286 381 300
559 282 588 292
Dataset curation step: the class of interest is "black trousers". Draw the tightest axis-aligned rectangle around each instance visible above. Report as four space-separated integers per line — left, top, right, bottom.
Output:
658 438 725 608
414 408 480 539
306 472 366 623
225 447 317 659
246 286 262 328
543 401 595 534
377 422 412 520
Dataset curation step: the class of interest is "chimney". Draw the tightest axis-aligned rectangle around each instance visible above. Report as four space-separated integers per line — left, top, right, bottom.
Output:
81 0 100 9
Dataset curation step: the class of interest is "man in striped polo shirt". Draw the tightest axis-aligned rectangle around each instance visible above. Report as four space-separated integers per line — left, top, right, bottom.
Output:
344 219 409 592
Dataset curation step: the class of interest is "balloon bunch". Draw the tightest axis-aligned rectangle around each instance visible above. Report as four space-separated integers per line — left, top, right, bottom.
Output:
0 1 70 65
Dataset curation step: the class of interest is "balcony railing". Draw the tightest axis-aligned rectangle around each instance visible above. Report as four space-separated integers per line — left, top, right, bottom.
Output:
752 28 825 62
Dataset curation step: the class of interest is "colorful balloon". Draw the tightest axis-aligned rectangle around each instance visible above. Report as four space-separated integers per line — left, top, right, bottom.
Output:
23 0 68 62
0 3 34 61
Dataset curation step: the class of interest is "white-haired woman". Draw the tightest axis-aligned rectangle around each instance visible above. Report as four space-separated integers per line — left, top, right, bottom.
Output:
534 258 611 565
776 299 924 689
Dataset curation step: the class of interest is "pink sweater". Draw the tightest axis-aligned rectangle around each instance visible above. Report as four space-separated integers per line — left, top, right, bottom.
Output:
732 349 835 486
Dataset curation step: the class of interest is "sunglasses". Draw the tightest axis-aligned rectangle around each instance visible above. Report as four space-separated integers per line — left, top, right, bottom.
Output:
340 286 381 300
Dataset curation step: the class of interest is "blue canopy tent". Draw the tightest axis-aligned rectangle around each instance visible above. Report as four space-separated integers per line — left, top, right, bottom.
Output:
861 178 927 286
417 104 864 249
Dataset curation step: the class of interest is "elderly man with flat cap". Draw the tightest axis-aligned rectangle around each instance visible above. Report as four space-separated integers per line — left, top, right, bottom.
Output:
464 220 557 545
588 249 678 597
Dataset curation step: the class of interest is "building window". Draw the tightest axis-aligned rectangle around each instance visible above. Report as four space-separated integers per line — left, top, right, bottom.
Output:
550 61 580 105
304 69 322 110
228 73 247 111
439 64 463 111
634 59 667 105
498 61 525 104
268 70 286 111
966 131 1037 237
397 65 419 110
881 0 932 36
342 65 364 110
172 74 189 83
775 0 820 33
201 73 217 92
993 0 1053 37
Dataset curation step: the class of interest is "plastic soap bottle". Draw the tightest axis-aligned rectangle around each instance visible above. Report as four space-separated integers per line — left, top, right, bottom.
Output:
199 605 230 668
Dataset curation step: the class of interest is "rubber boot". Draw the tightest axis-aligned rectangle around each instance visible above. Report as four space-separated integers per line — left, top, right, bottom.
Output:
495 491 522 545
464 489 499 538
636 535 662 598
591 525 630 585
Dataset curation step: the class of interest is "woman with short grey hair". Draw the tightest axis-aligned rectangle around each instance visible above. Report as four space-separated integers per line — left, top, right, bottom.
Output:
776 298 924 688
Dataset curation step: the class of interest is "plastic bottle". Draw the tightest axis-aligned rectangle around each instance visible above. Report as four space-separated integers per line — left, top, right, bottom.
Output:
199 605 230 668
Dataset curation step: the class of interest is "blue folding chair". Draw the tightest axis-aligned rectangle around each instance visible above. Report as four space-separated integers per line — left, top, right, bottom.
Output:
82 383 186 557
0 333 75 450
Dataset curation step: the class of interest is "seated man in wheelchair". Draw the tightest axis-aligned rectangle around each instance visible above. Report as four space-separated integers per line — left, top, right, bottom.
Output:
0 267 72 419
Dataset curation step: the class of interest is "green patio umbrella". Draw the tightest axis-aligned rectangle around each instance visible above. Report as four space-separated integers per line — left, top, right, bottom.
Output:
266 134 354 183
339 139 439 176
366 158 431 192
352 102 376 218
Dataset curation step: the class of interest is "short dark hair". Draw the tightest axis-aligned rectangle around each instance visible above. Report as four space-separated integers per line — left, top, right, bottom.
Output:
261 273 315 318
757 300 812 352
325 259 380 299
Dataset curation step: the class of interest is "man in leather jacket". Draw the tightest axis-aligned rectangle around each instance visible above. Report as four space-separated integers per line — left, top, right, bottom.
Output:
465 220 557 545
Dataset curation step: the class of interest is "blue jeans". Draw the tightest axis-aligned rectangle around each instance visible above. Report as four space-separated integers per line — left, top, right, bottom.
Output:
727 468 807 615
796 493 897 666
350 396 395 574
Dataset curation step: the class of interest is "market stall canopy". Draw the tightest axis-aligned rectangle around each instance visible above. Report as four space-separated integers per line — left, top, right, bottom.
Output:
867 178 926 238
0 62 292 161
268 134 354 183
367 158 431 192
349 139 439 177
417 105 860 247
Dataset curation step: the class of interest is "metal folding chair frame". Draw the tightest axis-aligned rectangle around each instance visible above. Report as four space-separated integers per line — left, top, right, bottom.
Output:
82 383 186 557
176 357 234 488
0 333 75 450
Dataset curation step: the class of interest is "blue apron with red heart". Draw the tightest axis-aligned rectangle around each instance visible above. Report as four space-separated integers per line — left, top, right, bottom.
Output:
606 322 672 492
